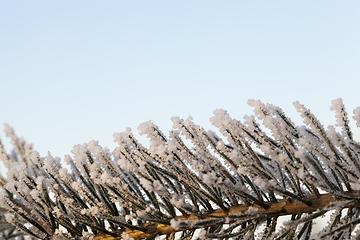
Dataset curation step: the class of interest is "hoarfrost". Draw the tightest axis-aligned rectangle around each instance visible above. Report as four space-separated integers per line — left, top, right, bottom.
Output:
81 231 94 240
253 178 267 189
330 98 345 127
170 195 186 208
121 231 135 240
1 99 360 239
89 206 101 217
171 116 181 129
139 178 153 191
59 168 68 179
353 107 360 127
100 171 113 184
202 171 219 185
170 219 182 230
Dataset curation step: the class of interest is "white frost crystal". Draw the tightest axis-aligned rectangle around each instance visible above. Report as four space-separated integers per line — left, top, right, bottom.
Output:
353 106 360 127
170 219 182 230
121 232 135 240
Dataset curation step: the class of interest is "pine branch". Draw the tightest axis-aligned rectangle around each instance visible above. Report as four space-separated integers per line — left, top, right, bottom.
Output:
1 99 360 239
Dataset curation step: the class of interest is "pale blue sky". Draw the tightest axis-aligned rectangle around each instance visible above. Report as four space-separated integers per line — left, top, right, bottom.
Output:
1 1 360 161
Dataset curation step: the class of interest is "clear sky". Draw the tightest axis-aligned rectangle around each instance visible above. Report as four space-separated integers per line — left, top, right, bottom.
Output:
1 1 360 163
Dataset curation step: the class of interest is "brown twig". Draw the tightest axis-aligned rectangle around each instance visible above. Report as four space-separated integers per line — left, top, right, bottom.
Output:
94 191 360 240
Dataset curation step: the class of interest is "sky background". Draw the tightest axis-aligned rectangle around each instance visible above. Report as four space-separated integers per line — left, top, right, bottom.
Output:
1 1 360 170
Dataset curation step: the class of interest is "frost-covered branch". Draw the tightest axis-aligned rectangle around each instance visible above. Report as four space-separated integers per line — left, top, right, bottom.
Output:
1 98 360 240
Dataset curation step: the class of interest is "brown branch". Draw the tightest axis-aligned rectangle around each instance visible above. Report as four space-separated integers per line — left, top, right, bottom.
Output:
94 191 360 240
12 200 54 235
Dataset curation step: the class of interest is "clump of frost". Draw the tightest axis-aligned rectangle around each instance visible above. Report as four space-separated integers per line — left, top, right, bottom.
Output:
52 207 62 217
330 98 346 127
113 128 132 147
89 206 101 217
210 109 232 132
59 168 69 180
117 157 136 172
52 229 69 240
170 219 182 230
139 178 153 191
353 107 360 127
202 171 222 185
125 213 136 222
171 116 182 129
170 195 185 208
81 231 94 240
88 140 102 158
100 171 114 184
237 166 247 175
247 99 267 120
71 181 82 192
138 120 167 145
80 209 88 215
253 178 268 189
170 194 193 211
121 232 135 240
